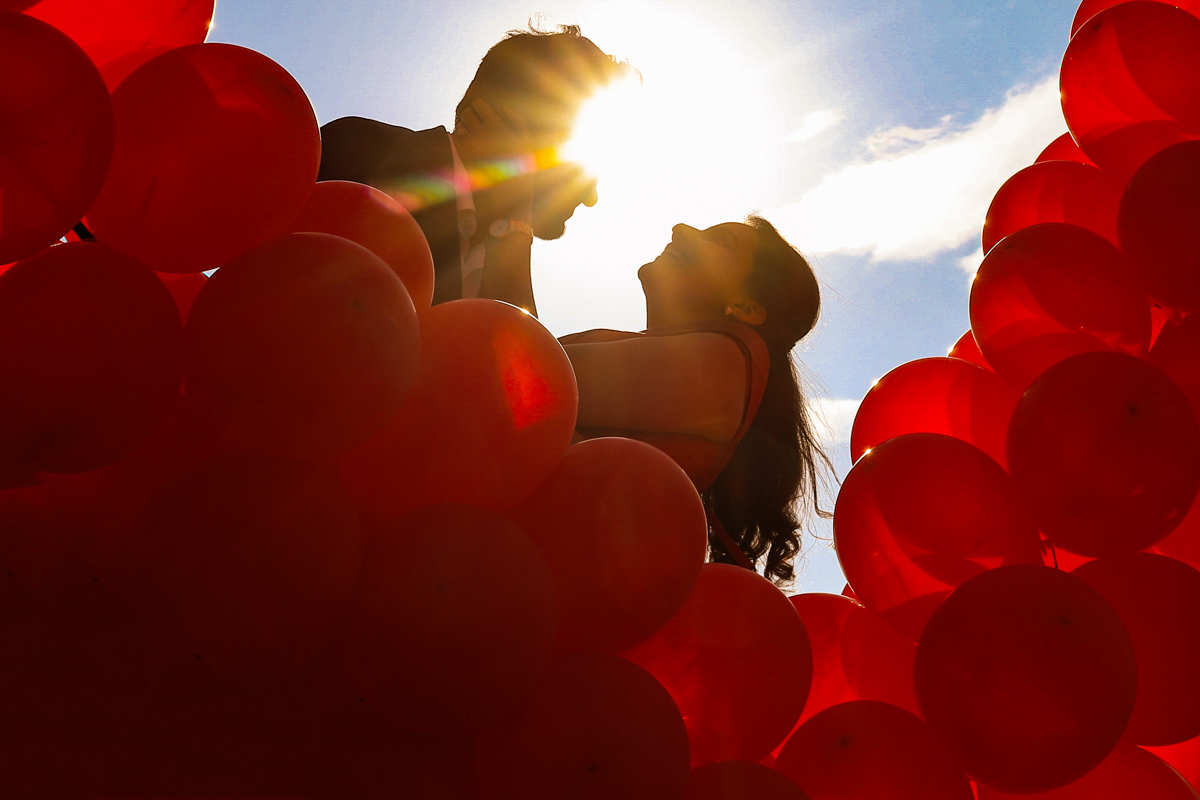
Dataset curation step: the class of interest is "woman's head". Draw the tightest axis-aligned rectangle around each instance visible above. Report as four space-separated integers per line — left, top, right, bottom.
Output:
639 217 820 346
675 217 828 586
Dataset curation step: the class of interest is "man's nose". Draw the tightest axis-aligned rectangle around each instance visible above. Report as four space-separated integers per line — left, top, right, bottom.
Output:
583 183 598 207
671 223 697 241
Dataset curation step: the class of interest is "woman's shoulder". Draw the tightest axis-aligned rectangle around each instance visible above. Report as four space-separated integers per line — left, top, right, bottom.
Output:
557 328 644 346
644 320 769 374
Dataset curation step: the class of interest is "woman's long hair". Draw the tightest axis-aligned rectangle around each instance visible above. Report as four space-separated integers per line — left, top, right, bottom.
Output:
703 216 832 585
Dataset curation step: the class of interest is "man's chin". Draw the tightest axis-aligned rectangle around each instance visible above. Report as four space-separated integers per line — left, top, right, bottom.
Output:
533 220 568 241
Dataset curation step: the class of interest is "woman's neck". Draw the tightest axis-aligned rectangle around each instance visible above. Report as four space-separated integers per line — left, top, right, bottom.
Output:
644 298 721 330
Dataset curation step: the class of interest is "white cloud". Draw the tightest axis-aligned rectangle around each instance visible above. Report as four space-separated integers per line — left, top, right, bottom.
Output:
768 75 1066 262
784 109 844 143
863 115 954 157
958 244 986 275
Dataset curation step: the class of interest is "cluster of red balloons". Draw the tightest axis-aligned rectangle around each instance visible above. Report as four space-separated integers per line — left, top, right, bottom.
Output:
6 0 1200 798
0 3 815 798
834 1 1200 796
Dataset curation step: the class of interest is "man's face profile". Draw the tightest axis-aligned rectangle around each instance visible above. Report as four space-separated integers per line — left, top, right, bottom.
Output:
531 160 598 240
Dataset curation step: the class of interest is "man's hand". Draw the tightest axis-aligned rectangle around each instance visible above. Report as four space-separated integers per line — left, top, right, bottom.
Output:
456 98 539 231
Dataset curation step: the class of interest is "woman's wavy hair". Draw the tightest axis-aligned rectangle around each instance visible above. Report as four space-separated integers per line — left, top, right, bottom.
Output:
703 216 832 585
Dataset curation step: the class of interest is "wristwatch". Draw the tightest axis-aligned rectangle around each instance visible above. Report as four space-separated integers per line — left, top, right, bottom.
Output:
488 218 534 240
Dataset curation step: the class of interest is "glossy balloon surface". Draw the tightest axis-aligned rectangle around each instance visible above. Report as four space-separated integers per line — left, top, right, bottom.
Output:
0 11 113 264
286 180 436 309
970 223 1149 393
1007 351 1200 556
20 0 215 90
507 437 707 655
776 593 919 760
1119 141 1200 314
623 564 812 767
1035 132 1095 166
89 44 320 273
1061 3 1200 186
0 242 182 483
340 299 577 522
915 565 1136 793
982 162 1122 252
1073 553 1200 745
184 233 420 460
850 358 1019 469
776 701 974 800
977 744 1199 800
835 434 1043 640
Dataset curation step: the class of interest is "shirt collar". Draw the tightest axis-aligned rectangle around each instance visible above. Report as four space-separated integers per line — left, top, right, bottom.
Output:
447 132 477 239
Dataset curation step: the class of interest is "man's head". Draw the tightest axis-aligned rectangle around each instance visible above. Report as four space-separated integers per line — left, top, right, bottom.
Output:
456 24 629 239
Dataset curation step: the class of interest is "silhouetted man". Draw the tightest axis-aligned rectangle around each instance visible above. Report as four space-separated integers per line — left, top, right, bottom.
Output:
318 25 629 310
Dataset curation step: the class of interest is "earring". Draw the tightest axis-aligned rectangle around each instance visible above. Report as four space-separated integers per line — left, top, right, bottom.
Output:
725 306 735 315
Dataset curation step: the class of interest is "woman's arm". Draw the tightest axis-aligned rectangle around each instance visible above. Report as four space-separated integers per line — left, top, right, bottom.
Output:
562 332 749 442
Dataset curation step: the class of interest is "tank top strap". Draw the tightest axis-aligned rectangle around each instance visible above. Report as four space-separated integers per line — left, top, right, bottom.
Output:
642 320 770 447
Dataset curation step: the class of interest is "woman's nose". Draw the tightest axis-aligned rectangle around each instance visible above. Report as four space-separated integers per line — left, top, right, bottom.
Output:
671 224 698 241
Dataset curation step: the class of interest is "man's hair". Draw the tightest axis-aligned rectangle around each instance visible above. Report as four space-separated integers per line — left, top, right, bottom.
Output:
455 23 629 139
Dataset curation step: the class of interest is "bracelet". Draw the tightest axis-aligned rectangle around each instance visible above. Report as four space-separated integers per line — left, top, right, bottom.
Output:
488 218 534 240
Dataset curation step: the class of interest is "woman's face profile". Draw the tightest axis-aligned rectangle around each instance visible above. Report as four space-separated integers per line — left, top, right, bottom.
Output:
639 222 761 316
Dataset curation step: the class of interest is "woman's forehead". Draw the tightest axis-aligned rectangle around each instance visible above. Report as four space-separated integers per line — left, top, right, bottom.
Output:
704 222 758 244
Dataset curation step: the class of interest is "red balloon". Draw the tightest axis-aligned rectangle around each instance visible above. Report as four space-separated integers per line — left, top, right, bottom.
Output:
1007 351 1200 556
507 437 706 655
849 357 1019 470
982 162 1123 253
1035 132 1096 166
947 331 990 371
155 269 205 323
687 761 810 800
296 700 477 800
0 11 114 264
1071 0 1200 36
977 744 1199 800
786 594 919 731
1146 735 1200 791
88 44 320 273
970 223 1150 392
340 299 577 523
340 504 557 737
285 180 436 310
1072 553 1200 746
1149 316 1200 569
183 233 420 460
1119 141 1200 314
0 242 182 485
775 701 974 800
915 565 1136 793
622 564 812 767
834 434 1043 640
1061 3 1200 187
1151 315 1200 415
473 653 691 800
19 0 215 91
136 452 362 685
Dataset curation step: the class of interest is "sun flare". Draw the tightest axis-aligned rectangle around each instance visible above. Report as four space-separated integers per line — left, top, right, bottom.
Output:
535 0 777 334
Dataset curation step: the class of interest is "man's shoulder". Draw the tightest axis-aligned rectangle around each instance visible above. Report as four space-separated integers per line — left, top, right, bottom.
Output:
320 116 441 141
318 117 451 184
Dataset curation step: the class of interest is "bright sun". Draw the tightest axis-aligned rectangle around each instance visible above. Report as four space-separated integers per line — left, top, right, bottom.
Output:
534 0 777 335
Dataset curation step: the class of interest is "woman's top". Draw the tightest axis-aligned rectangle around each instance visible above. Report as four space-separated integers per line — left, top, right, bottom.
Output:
558 320 770 492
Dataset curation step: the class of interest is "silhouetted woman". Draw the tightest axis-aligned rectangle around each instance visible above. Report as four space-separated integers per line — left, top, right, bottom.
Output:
559 216 830 585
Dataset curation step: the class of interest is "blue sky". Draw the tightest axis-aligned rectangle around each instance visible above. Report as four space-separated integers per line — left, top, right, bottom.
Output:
210 0 1082 591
